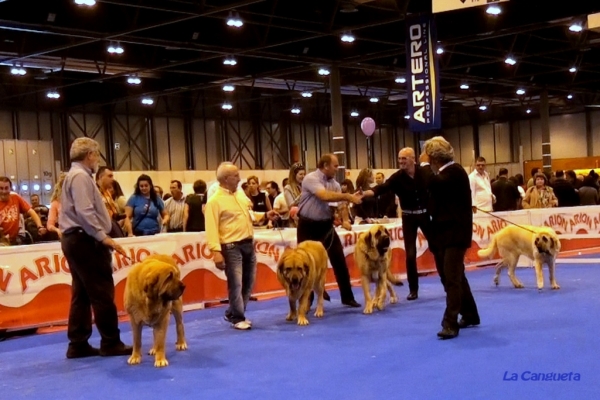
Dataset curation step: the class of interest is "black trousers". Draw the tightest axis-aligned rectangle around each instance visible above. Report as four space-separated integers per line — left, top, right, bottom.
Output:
61 230 122 348
296 217 355 302
433 246 480 331
401 213 434 293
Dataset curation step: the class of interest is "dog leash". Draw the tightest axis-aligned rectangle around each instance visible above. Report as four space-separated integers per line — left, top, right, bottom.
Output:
475 207 536 234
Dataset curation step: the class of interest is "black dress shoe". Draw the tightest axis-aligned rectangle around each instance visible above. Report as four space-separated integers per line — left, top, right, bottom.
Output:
406 292 418 301
341 299 361 308
458 318 480 329
66 343 100 359
437 328 459 340
99 342 133 357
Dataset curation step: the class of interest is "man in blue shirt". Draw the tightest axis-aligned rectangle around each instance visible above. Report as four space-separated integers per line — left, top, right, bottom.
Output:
60 137 132 358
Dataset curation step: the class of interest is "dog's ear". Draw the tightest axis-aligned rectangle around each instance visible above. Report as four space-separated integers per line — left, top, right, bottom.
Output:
364 232 372 247
303 263 310 276
144 274 159 297
384 228 390 237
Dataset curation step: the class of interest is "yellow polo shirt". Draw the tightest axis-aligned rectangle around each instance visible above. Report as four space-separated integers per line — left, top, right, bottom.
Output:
205 185 254 252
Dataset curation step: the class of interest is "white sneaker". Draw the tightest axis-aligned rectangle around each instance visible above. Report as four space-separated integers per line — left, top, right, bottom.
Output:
233 320 252 330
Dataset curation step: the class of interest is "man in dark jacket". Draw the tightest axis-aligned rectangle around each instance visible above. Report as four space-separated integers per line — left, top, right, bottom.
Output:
552 170 579 207
492 168 521 212
424 136 480 340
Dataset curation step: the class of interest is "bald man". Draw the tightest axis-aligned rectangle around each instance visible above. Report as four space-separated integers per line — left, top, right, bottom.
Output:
363 147 436 301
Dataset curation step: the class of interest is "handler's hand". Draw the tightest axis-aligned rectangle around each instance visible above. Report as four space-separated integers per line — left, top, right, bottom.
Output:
472 206 477 214
213 251 226 271
102 237 127 257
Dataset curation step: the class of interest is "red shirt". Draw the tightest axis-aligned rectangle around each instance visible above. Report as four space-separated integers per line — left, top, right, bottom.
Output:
0 193 31 239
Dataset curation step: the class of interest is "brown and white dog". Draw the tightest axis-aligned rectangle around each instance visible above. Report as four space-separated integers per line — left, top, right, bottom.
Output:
477 225 561 290
355 225 398 314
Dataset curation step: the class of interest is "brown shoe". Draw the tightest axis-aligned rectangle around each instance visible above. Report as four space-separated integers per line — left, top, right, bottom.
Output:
66 343 100 359
99 342 133 357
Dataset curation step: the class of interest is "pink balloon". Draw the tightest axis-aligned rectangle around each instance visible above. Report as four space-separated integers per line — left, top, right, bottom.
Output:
361 117 376 137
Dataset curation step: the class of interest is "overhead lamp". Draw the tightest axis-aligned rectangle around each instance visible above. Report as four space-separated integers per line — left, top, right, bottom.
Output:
223 85 235 92
395 77 406 84
44 184 52 191
436 47 444 55
350 111 359 117
460 83 469 90
370 97 379 103
301 91 312 98
318 68 330 76
46 90 60 99
505 56 516 65
226 12 243 28
107 42 124 54
127 76 141 85
341 32 355 43
74 0 96 5
486 5 501 15
223 57 237 66
569 23 583 32
569 66 577 73
291 107 301 114
567 94 573 99
33 184 40 191
516 88 525 95
526 109 532 114
479 105 488 111
10 66 26 75
222 103 233 110
141 98 154 105
21 184 29 191
404 115 410 120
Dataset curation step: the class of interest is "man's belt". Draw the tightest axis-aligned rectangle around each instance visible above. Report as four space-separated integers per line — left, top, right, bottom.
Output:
402 209 427 215
221 237 253 247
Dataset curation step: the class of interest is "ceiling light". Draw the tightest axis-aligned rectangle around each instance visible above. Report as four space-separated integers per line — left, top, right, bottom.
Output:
516 88 525 95
226 12 243 28
404 115 410 120
46 90 60 99
44 184 51 191
127 76 141 85
569 23 583 32
291 107 301 114
10 67 26 75
21 184 28 191
370 97 379 103
318 68 330 76
107 42 124 54
505 56 516 65
223 57 237 66
350 111 359 117
479 105 487 111
341 33 355 43
526 109 532 114
223 85 235 92
486 5 501 15
74 0 96 5
33 184 40 191
301 91 312 98
460 84 469 90
569 66 577 73
395 77 406 84
222 103 232 110
567 94 573 99
141 98 154 105
436 47 444 55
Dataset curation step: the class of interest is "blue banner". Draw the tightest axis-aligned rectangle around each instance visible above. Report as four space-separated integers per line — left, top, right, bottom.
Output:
405 15 441 132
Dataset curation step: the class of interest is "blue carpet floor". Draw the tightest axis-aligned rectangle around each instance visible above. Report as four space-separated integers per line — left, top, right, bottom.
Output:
2 264 599 400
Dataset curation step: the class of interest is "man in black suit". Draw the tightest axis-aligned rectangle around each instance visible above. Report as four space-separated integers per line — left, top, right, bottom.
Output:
424 136 480 340
492 168 521 212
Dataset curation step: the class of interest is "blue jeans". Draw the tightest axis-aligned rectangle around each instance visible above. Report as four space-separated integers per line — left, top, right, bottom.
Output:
222 239 256 324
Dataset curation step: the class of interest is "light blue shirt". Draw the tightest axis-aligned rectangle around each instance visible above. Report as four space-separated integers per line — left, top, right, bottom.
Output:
297 169 341 221
59 162 112 242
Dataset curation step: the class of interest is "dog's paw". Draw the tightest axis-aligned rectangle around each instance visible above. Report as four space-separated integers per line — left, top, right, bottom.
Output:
375 301 385 311
389 296 398 304
514 283 524 289
363 304 373 314
154 358 169 368
551 283 560 290
493 277 499 286
148 348 156 355
314 308 324 318
297 316 309 326
127 354 142 365
285 312 296 321
175 341 188 351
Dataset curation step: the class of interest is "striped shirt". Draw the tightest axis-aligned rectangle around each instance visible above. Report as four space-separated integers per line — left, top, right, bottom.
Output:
164 195 186 230
59 162 112 242
297 169 341 221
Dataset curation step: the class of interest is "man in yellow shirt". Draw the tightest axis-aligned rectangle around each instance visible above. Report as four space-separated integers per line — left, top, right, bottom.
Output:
205 162 277 330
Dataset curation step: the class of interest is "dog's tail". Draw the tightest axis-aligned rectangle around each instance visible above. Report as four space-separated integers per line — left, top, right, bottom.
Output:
477 235 498 259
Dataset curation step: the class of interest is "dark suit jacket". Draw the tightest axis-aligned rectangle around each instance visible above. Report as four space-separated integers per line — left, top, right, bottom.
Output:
429 163 473 249
551 178 580 207
492 177 520 212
